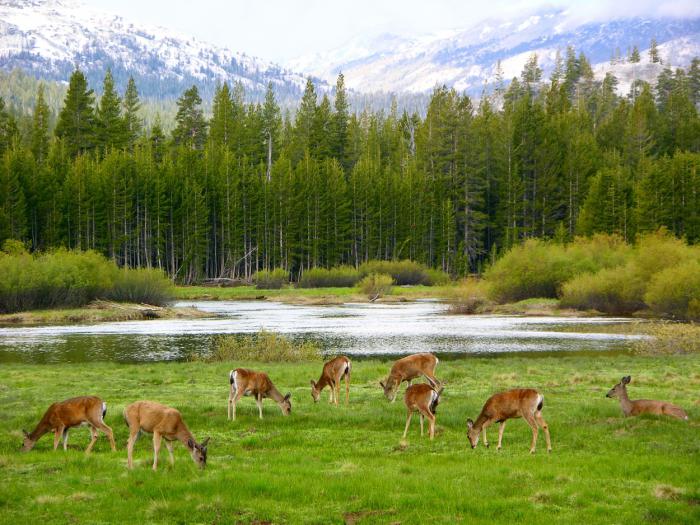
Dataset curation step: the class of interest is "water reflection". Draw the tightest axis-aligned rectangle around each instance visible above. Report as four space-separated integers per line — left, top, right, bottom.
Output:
0 300 643 363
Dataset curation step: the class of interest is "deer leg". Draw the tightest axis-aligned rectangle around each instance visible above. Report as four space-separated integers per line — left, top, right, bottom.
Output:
403 410 413 438
420 413 424 436
62 428 69 451
335 381 341 406
256 394 264 420
345 372 350 405
126 428 140 469
165 439 175 466
524 414 539 453
54 426 64 451
86 426 99 454
535 411 551 453
232 389 244 421
329 382 335 404
482 427 489 448
424 410 436 440
152 431 162 471
94 420 116 451
497 421 506 450
228 385 236 420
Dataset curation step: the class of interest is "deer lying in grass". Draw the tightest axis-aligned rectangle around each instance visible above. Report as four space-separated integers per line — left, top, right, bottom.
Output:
403 383 444 440
606 376 688 420
21 396 116 453
380 353 439 402
311 356 351 405
228 368 291 420
124 401 209 470
467 388 551 453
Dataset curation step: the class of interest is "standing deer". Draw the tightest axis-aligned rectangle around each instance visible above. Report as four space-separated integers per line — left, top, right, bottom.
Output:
228 368 291 420
21 396 116 453
124 400 209 470
380 353 439 402
310 356 351 405
606 376 688 420
466 388 551 453
402 383 443 440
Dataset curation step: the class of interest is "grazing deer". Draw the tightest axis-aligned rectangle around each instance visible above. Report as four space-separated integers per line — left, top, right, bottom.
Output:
310 356 351 405
466 388 551 453
606 376 688 420
21 396 116 453
403 383 444 440
124 401 209 470
380 353 439 402
228 368 291 420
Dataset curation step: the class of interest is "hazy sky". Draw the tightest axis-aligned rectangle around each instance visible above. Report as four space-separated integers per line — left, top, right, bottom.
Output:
83 0 700 63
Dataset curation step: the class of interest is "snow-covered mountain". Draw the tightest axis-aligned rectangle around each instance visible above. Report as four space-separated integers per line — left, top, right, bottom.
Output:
289 10 700 95
0 0 324 103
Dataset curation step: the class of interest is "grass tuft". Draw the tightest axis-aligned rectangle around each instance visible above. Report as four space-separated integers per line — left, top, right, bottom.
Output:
195 330 322 363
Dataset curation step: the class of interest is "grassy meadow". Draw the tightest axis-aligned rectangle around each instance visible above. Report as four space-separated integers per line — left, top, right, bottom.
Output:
1 355 699 524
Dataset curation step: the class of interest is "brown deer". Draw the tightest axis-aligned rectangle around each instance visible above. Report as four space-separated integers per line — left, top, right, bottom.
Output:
380 353 439 402
124 400 210 470
402 383 444 440
606 376 688 420
310 355 351 405
228 368 291 420
21 396 116 453
466 388 551 453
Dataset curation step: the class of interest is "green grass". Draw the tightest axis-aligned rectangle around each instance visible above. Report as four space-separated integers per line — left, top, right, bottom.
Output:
1 355 699 523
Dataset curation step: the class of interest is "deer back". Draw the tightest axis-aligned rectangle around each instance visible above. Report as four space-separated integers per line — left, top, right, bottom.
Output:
390 353 437 383
124 401 187 437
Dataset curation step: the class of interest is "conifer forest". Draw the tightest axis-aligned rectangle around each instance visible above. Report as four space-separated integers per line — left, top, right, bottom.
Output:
1 50 699 283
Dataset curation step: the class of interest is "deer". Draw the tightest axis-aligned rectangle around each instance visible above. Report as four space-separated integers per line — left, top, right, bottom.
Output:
606 376 688 420
380 353 439 402
402 382 444 440
21 396 116 453
466 388 551 453
228 368 291 420
124 400 210 470
310 355 351 405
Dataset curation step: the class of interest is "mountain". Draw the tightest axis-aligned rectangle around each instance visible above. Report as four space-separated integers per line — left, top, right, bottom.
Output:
0 0 326 105
288 10 700 96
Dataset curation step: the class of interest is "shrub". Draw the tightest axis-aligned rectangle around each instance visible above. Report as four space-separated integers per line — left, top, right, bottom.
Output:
447 278 490 314
299 266 360 288
106 268 174 306
423 268 451 286
633 322 700 355
253 268 289 289
645 260 700 321
200 330 322 362
359 260 428 285
358 273 394 300
560 265 644 314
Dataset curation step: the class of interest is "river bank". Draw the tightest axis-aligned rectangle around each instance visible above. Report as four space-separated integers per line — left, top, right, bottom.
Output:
1 355 698 523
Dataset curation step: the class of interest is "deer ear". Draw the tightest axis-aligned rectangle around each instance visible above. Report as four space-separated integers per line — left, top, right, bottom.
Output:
466 419 474 429
622 376 631 384
309 380 315 387
201 437 210 448
187 438 195 449
284 393 291 401
22 429 29 438
379 381 385 388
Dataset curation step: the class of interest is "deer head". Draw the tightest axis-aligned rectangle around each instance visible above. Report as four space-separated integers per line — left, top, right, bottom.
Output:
379 378 398 401
21 430 35 452
310 380 321 403
280 393 292 415
466 419 480 449
187 437 210 469
606 375 631 399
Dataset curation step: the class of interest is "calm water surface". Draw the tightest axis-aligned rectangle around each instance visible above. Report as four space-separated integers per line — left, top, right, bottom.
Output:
0 300 643 363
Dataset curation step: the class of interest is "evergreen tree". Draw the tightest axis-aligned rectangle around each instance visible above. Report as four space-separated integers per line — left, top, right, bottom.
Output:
0 97 19 156
262 82 281 181
688 58 700 107
30 84 51 163
630 46 641 63
55 69 96 157
331 73 349 166
123 76 142 148
95 69 127 150
173 85 207 150
209 82 236 149
649 38 661 63
292 78 317 161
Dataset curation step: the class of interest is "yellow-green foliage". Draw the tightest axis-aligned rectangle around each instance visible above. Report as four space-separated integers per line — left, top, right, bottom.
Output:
253 268 289 289
447 278 491 314
633 321 700 354
202 330 322 362
484 235 629 302
298 266 360 288
358 273 394 299
359 259 430 285
106 268 174 306
645 261 700 321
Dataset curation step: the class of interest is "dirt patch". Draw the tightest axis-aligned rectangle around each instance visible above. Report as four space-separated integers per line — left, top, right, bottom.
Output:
344 510 395 524
654 484 685 501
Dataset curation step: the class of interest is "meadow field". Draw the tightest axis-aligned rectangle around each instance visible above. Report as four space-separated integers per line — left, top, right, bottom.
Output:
1 354 698 524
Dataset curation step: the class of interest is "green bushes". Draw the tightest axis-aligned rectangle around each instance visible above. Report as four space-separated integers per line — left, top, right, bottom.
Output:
358 273 394 300
106 268 174 306
0 245 174 313
253 268 289 289
299 266 360 288
201 330 322 362
359 260 430 285
447 278 491 314
644 261 700 321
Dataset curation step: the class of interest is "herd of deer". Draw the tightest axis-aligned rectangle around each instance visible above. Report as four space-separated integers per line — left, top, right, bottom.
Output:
20 353 688 470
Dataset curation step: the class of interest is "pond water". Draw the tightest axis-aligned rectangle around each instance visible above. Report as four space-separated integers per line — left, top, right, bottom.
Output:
0 300 644 363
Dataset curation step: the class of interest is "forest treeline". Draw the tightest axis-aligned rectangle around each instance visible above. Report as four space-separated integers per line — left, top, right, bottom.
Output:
0 47 699 282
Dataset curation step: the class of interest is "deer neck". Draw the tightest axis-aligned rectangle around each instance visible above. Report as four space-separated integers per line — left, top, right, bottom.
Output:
473 411 491 433
28 418 52 442
618 387 634 416
174 423 195 450
314 374 331 392
267 385 285 405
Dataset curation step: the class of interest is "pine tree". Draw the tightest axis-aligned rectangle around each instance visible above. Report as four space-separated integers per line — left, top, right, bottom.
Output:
331 73 349 166
30 84 51 163
173 85 208 150
293 79 317 160
55 69 96 157
688 58 700 107
209 82 235 149
262 82 281 181
630 46 641 63
649 39 661 64
0 97 19 156
123 76 142 148
95 69 127 151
